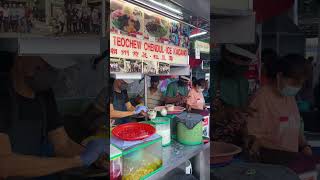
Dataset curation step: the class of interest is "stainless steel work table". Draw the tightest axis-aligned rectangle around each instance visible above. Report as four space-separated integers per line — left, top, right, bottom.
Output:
146 140 210 180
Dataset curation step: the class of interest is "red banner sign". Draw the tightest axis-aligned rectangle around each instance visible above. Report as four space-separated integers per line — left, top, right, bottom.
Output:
110 33 189 65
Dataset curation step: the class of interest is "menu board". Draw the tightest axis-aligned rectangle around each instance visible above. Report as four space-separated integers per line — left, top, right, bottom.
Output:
143 11 170 42
110 0 144 36
109 0 190 74
109 0 190 48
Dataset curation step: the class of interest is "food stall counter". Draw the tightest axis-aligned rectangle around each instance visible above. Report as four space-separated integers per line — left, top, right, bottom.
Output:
146 140 210 180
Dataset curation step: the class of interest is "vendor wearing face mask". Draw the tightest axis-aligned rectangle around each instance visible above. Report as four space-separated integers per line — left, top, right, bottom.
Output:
0 54 107 180
164 76 190 106
211 43 258 146
187 78 206 111
110 79 148 124
247 54 317 172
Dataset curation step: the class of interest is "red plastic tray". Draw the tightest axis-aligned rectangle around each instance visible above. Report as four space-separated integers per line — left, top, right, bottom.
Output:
112 123 156 141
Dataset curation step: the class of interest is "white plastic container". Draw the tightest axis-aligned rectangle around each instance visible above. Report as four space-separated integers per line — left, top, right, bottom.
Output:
151 117 171 146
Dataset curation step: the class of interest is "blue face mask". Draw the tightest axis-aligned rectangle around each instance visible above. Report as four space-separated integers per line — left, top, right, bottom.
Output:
280 86 301 96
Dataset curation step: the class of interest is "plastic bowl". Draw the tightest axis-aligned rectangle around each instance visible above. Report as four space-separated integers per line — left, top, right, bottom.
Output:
166 104 175 111
148 110 157 120
210 141 242 165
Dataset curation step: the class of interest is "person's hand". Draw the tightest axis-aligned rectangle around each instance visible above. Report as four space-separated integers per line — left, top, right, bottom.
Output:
134 106 148 115
80 138 107 167
302 145 313 156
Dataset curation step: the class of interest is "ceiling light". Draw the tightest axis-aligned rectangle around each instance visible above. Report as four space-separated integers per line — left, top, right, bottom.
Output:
190 31 208 38
133 0 183 19
146 0 182 14
111 73 143 79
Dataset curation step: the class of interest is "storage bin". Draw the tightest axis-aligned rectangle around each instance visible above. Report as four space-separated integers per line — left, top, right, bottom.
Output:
111 134 163 180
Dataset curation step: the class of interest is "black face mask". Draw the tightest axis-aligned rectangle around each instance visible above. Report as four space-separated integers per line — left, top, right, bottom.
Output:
25 68 58 92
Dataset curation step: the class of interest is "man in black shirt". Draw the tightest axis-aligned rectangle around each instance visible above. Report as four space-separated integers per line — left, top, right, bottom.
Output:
110 79 147 124
0 54 106 179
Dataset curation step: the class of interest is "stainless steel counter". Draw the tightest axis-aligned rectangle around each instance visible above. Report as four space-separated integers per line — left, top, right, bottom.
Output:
146 140 210 180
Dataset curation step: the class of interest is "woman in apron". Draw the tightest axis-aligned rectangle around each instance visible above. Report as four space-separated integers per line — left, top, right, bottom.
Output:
247 54 319 174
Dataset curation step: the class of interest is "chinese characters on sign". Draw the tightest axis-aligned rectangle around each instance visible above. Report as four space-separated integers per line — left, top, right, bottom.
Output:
110 33 189 65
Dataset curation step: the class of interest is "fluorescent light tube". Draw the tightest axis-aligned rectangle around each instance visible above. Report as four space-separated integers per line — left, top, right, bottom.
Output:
112 73 143 79
190 31 207 38
146 0 182 14
133 0 183 19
